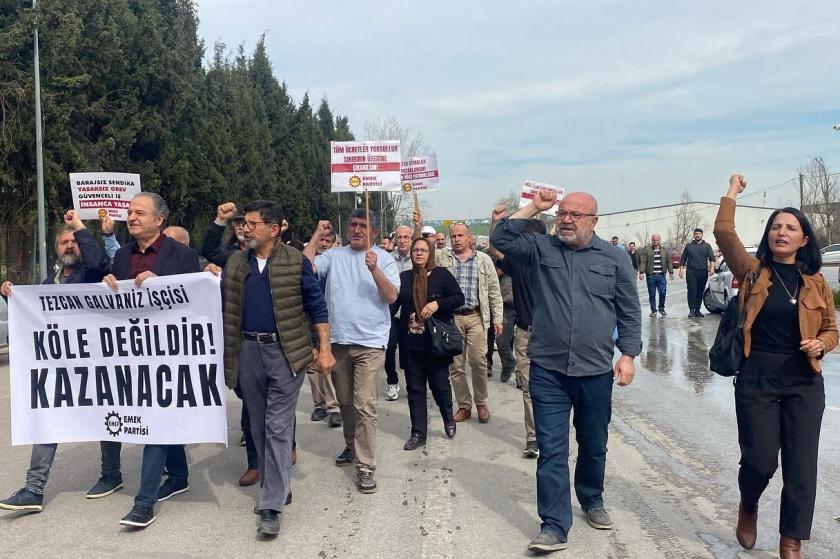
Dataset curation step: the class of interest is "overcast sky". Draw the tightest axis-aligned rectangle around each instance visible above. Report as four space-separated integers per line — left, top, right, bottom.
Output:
196 0 840 220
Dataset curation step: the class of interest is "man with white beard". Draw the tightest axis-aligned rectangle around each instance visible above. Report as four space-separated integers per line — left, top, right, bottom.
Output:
0 210 113 513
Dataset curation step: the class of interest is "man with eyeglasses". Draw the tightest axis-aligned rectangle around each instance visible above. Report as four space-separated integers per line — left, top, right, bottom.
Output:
222 200 333 537
491 189 641 554
437 223 503 423
303 209 400 495
384 222 419 401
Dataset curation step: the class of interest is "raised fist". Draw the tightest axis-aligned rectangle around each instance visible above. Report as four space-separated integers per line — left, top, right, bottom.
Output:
491 205 508 222
532 188 557 212
64 210 84 231
728 175 746 194
217 202 237 222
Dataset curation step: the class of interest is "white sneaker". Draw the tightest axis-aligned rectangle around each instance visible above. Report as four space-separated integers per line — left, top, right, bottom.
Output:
386 384 399 401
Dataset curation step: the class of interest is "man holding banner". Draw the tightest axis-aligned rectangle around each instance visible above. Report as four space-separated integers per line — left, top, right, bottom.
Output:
0 210 113 513
222 200 334 538
103 192 201 528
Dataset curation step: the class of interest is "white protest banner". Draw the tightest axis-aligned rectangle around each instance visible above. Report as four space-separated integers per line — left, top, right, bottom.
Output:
330 141 402 192
8 273 226 446
519 179 566 216
400 154 440 193
69 172 142 221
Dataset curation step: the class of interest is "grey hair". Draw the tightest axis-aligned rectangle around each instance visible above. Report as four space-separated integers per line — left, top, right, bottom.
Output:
134 192 169 220
349 208 380 231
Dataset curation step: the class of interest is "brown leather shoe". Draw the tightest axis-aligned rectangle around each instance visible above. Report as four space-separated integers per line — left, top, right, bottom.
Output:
453 408 471 422
477 404 490 423
735 502 757 550
239 468 260 486
779 536 801 559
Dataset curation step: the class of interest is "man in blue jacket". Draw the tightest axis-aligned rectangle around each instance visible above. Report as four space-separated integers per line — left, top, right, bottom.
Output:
0 210 116 512
102 193 201 528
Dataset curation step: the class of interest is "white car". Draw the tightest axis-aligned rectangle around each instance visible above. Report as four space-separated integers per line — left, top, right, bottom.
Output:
703 246 758 313
820 244 840 265
0 296 7 348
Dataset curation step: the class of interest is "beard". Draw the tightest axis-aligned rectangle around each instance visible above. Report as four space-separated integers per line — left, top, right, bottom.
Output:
246 239 259 250
58 253 80 267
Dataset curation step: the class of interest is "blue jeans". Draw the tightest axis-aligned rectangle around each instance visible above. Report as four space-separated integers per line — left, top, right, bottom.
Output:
134 445 188 509
530 363 613 540
646 274 667 312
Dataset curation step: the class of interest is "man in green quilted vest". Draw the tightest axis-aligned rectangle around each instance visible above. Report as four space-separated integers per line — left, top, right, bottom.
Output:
222 200 334 538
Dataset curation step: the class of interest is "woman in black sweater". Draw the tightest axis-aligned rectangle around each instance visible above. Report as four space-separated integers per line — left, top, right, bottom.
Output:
393 237 465 450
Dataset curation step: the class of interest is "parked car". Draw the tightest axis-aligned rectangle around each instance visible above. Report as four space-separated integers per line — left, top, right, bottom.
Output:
0 295 7 348
703 246 757 313
820 243 840 265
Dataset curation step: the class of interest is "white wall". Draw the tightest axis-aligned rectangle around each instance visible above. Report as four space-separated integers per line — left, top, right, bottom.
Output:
595 202 775 249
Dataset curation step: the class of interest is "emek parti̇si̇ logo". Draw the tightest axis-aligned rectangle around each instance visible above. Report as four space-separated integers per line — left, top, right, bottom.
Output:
349 175 362 188
105 411 123 437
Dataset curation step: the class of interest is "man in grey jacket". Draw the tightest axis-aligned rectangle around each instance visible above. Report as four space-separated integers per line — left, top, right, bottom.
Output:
491 189 641 554
437 223 503 423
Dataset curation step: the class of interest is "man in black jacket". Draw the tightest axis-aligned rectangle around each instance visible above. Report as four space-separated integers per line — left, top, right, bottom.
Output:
0 210 117 513
103 193 201 528
679 228 715 318
201 202 247 267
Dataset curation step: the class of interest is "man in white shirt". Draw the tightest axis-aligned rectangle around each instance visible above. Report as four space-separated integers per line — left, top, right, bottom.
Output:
303 209 400 494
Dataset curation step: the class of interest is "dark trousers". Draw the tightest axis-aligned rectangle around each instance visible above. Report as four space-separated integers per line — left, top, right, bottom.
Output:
685 268 707 312
134 444 188 509
234 384 258 470
646 273 667 312
404 349 454 439
486 324 495 370
384 317 401 385
735 350 825 540
25 441 121 495
530 363 613 540
496 305 517 376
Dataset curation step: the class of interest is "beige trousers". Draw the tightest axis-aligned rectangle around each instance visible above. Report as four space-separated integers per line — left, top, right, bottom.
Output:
513 327 536 442
331 344 384 473
307 365 339 413
450 313 489 409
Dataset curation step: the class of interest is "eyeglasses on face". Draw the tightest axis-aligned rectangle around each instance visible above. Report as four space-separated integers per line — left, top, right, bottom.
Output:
412 248 430 254
243 221 274 230
556 210 596 221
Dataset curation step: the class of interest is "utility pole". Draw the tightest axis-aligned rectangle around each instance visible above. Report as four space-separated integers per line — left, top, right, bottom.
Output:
33 0 47 279
798 173 804 210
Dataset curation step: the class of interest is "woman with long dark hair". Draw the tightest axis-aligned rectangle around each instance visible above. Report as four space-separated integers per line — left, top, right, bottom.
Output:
393 237 465 450
714 174 838 559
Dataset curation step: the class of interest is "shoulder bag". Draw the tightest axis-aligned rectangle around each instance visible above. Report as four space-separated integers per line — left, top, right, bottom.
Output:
708 269 757 376
426 315 463 358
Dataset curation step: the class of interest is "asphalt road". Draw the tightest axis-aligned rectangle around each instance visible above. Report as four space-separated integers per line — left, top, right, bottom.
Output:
0 274 838 558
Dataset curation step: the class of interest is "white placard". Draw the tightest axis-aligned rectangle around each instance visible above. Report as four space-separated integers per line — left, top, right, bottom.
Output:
330 141 402 192
519 180 567 216
9 273 227 446
399 154 440 193
69 172 142 221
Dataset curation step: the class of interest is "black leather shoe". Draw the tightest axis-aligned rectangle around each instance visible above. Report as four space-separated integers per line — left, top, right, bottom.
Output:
444 422 456 439
403 434 426 451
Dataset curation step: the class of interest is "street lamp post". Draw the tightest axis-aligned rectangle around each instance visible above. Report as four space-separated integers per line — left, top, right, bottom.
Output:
33 0 47 280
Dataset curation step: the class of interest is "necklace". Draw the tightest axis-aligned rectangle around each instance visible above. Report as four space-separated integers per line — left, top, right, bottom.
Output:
770 264 799 305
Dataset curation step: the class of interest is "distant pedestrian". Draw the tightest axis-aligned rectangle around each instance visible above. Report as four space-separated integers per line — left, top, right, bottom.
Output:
716 175 837 559
679 228 715 317
638 234 674 317
435 232 447 250
627 242 640 273
492 189 641 554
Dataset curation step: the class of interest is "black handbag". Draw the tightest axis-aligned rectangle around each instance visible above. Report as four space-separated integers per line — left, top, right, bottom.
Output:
426 315 463 358
709 269 757 376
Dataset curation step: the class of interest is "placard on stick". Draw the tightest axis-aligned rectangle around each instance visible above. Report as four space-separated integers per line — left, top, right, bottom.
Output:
519 180 566 216
69 172 142 221
400 154 439 194
330 141 402 192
